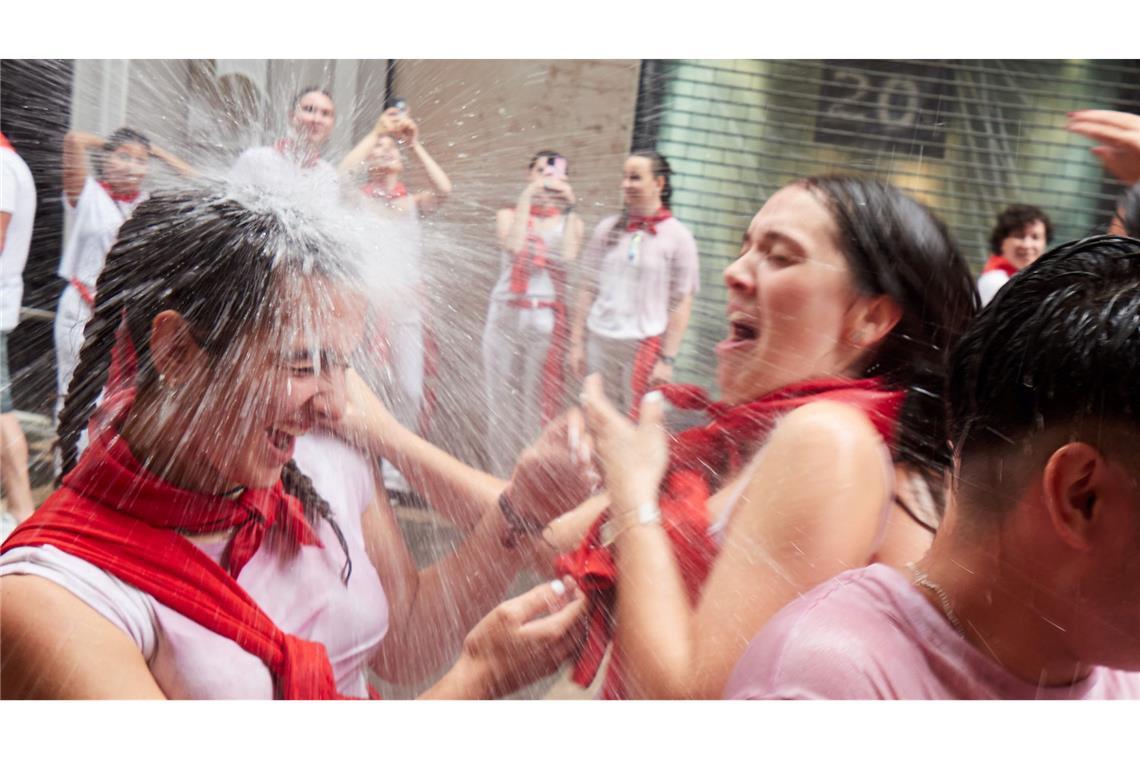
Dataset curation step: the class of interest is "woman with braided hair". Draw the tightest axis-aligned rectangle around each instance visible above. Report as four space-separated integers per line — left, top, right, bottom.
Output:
566 150 699 415
0 187 585 699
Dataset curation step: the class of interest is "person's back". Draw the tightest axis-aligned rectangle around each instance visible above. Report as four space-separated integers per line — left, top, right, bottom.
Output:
726 235 1140 700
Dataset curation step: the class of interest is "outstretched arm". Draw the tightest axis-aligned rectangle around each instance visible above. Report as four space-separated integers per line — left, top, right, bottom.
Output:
149 144 200 179
407 137 452 216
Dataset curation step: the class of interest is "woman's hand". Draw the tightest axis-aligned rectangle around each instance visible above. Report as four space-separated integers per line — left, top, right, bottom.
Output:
1067 110 1140 184
393 115 419 146
541 178 576 207
319 368 397 457
581 374 669 511
374 107 403 137
456 577 586 698
648 359 673 387
502 410 597 528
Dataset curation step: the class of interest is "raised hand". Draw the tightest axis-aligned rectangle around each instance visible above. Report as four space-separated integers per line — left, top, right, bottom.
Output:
502 410 598 529
1067 110 1140 184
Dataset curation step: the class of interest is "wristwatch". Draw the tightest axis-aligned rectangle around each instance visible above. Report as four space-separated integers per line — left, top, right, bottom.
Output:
659 355 676 367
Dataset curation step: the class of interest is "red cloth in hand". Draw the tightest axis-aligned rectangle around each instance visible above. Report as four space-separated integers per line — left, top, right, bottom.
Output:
554 376 905 693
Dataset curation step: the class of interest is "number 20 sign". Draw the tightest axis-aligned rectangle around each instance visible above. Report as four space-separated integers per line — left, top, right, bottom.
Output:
814 60 954 160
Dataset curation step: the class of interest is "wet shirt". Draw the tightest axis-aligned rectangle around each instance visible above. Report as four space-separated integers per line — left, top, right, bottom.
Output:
584 215 699 341
724 563 1140 700
0 434 389 699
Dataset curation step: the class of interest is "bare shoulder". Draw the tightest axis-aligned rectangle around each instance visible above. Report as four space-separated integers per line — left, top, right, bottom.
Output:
0 574 164 699
766 399 885 457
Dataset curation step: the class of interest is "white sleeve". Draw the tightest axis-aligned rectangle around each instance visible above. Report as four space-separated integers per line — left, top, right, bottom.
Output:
0 545 159 661
0 160 15 214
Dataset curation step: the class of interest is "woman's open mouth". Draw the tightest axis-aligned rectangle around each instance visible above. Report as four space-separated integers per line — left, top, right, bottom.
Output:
716 316 759 355
265 427 297 463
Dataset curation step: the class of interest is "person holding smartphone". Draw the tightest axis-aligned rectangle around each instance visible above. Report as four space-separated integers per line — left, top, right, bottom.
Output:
338 100 452 489
567 150 698 416
480 151 584 476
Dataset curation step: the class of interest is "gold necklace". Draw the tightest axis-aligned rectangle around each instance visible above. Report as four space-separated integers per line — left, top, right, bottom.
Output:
908 562 967 637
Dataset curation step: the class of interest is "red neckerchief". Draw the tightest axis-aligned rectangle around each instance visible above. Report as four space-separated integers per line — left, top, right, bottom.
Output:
361 180 409 203
274 138 321 170
529 205 561 218
509 216 557 295
982 255 1019 277
97 180 141 204
0 395 357 699
554 376 904 696
626 207 673 235
0 131 13 151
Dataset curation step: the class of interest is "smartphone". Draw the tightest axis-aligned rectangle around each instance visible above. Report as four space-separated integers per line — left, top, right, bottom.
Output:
542 156 568 181
385 96 408 115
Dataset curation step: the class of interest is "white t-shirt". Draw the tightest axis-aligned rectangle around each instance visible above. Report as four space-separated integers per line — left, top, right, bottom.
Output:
0 147 37 331
977 269 1009 307
57 177 145 289
0 433 390 699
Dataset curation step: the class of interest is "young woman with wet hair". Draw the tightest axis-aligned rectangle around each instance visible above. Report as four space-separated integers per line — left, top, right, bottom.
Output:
54 126 195 415
567 150 699 414
0 187 585 699
562 175 978 698
327 175 979 699
480 150 584 476
976 203 1053 307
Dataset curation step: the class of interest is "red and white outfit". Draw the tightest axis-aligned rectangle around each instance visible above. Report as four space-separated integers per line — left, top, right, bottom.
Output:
1 134 37 336
481 208 572 476
0 430 388 699
54 177 146 410
976 255 1019 307
583 210 699 414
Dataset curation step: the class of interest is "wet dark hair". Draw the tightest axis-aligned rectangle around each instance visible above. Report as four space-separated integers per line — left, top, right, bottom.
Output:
947 235 1140 517
798 176 980 519
56 187 359 582
95 127 150 179
1114 182 1140 236
606 149 674 247
988 204 1053 254
291 86 334 111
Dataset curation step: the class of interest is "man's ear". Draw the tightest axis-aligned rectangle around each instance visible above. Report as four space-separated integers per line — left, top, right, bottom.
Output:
148 310 204 386
847 295 903 350
1041 442 1104 551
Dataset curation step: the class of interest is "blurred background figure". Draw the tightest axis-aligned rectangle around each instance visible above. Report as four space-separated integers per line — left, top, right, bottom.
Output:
481 150 582 476
1 132 37 540
53 126 194 422
1109 182 1140 236
976 204 1052 307
568 150 698 415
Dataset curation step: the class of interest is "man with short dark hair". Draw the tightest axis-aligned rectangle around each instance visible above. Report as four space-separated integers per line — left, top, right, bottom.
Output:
725 235 1140 699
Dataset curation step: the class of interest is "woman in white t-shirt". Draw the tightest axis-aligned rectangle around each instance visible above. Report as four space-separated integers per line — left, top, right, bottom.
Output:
567 150 699 415
1 187 584 699
54 127 195 415
481 150 583 476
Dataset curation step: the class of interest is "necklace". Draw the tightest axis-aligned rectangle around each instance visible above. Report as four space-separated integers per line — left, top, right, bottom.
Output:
908 562 967 637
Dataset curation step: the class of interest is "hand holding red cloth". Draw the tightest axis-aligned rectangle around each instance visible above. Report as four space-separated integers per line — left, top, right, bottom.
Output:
554 376 904 693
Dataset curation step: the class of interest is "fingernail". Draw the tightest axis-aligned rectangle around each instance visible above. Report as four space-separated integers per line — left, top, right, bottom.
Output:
644 390 664 404
551 579 567 596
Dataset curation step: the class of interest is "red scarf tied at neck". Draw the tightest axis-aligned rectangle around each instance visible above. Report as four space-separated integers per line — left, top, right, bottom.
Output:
625 207 673 235
982 255 1020 278
98 179 141 204
554 376 904 697
0 390 362 699
361 180 409 203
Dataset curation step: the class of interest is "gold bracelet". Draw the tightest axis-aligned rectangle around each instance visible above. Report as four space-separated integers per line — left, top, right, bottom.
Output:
600 501 662 547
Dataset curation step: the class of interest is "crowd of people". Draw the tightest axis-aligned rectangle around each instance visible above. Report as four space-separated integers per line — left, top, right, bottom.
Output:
0 87 1139 701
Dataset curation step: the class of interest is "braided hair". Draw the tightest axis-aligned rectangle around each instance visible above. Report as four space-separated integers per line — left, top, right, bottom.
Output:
56 186 359 582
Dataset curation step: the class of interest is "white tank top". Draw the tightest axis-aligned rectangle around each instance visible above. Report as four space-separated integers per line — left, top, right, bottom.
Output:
0 433 389 699
490 214 569 302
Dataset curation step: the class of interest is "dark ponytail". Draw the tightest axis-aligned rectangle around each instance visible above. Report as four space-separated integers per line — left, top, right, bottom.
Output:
606 149 674 249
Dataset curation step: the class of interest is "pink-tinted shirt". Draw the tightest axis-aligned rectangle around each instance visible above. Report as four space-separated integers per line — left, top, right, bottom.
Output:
584 214 699 340
724 563 1140 700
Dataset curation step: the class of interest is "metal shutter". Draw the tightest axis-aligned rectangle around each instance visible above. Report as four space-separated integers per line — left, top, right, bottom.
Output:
642 59 1140 387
